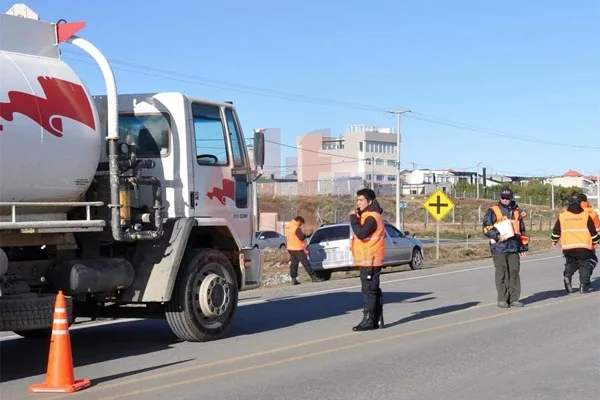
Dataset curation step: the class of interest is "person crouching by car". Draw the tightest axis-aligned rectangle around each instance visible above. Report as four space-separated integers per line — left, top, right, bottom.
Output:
285 216 324 285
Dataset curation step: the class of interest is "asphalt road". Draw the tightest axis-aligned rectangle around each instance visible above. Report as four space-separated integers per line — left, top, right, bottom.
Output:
1 250 599 400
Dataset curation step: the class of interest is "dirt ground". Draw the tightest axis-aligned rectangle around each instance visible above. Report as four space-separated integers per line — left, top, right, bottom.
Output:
260 237 556 286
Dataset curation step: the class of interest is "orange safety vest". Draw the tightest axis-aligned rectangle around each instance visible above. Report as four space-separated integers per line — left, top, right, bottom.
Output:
351 211 385 267
285 220 306 251
491 205 529 245
558 210 594 250
581 201 600 232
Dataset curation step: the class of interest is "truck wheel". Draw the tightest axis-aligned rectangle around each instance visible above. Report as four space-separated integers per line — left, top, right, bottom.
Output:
0 294 74 338
165 249 239 342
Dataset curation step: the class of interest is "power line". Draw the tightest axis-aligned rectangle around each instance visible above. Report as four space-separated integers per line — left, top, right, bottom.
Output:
408 113 600 150
264 139 365 161
61 51 597 150
62 52 386 113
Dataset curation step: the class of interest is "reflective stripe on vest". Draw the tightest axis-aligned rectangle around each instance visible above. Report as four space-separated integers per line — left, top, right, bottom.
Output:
285 221 306 251
558 211 593 250
351 211 385 267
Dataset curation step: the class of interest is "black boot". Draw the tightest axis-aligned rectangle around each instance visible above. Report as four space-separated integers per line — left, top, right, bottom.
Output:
353 308 377 332
563 275 573 293
580 283 591 293
291 277 300 285
373 290 384 328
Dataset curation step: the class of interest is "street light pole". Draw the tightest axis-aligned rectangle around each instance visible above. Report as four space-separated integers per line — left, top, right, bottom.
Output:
387 109 411 230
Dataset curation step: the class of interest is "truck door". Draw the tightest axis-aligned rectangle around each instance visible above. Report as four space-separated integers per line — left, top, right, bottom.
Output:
190 102 252 248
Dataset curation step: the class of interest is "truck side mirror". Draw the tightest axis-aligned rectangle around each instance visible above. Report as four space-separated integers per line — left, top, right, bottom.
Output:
253 129 265 168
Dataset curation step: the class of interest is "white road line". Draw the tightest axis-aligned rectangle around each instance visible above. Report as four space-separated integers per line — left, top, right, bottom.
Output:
0 254 561 342
0 318 141 342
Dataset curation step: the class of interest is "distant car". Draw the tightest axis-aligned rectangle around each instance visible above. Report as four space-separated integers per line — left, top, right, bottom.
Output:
253 230 286 250
306 221 424 280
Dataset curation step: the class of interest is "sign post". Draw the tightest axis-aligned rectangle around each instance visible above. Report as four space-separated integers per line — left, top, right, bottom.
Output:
399 201 407 232
423 189 455 260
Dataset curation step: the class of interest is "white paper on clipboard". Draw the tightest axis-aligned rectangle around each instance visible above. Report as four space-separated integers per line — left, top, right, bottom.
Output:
495 219 515 240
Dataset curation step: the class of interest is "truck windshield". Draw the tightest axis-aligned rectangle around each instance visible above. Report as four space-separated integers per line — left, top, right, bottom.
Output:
118 113 171 157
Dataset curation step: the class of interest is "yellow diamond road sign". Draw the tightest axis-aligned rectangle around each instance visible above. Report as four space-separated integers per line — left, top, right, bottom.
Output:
423 189 455 222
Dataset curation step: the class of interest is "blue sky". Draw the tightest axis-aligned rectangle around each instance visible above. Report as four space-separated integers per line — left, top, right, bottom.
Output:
4 0 599 177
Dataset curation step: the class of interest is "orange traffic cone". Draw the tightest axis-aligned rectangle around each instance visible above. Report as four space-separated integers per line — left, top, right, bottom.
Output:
29 291 91 393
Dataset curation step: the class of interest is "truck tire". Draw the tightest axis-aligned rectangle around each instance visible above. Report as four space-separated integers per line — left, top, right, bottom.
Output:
165 248 239 342
0 294 74 338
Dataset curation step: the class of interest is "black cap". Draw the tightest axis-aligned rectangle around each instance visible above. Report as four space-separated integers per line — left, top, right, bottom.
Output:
500 188 513 200
568 193 581 206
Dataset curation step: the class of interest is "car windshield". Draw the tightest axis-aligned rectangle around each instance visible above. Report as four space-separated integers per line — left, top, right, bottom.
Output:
254 232 261 238
309 225 350 244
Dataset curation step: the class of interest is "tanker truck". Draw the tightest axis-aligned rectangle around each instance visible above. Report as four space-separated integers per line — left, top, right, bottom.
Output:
0 4 265 342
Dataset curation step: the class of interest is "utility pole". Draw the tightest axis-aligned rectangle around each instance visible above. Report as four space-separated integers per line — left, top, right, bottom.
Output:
386 109 411 230
550 174 555 210
371 156 375 190
476 162 483 199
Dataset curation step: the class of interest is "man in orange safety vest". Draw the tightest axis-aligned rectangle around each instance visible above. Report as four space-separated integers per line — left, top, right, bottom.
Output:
551 193 599 293
285 216 324 285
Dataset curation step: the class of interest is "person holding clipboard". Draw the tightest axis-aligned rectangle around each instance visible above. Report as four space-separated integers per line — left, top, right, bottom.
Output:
482 188 530 308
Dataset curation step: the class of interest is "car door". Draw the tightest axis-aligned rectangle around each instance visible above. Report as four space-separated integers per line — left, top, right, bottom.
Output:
385 224 412 262
265 231 278 248
383 224 400 263
190 102 252 248
308 225 351 269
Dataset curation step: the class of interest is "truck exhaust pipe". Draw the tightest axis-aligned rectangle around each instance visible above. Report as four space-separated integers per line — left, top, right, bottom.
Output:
0 249 8 279
66 35 163 242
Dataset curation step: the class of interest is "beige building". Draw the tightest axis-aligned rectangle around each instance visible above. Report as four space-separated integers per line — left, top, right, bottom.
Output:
296 125 399 187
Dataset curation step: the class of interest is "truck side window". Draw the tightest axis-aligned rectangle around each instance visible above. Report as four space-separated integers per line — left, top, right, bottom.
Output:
224 107 248 208
192 103 228 166
224 108 245 168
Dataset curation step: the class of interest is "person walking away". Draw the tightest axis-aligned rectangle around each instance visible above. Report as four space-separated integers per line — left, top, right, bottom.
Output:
350 188 386 331
285 216 324 285
482 188 529 308
579 193 599 273
551 194 599 293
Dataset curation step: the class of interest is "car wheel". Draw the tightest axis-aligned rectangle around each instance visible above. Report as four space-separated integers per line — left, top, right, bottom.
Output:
279 243 286 250
313 270 332 281
409 248 423 270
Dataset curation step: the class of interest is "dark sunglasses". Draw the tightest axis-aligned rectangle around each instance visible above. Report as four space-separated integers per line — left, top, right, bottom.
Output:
500 195 511 200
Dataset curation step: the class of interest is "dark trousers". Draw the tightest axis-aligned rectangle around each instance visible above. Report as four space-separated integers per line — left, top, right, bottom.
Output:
360 267 382 311
492 253 521 303
288 250 312 278
564 255 593 285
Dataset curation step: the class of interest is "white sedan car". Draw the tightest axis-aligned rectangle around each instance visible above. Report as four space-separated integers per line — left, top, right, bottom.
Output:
306 221 424 281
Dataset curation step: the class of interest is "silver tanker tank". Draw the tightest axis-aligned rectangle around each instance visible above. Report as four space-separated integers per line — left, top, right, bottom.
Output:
0 11 101 210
